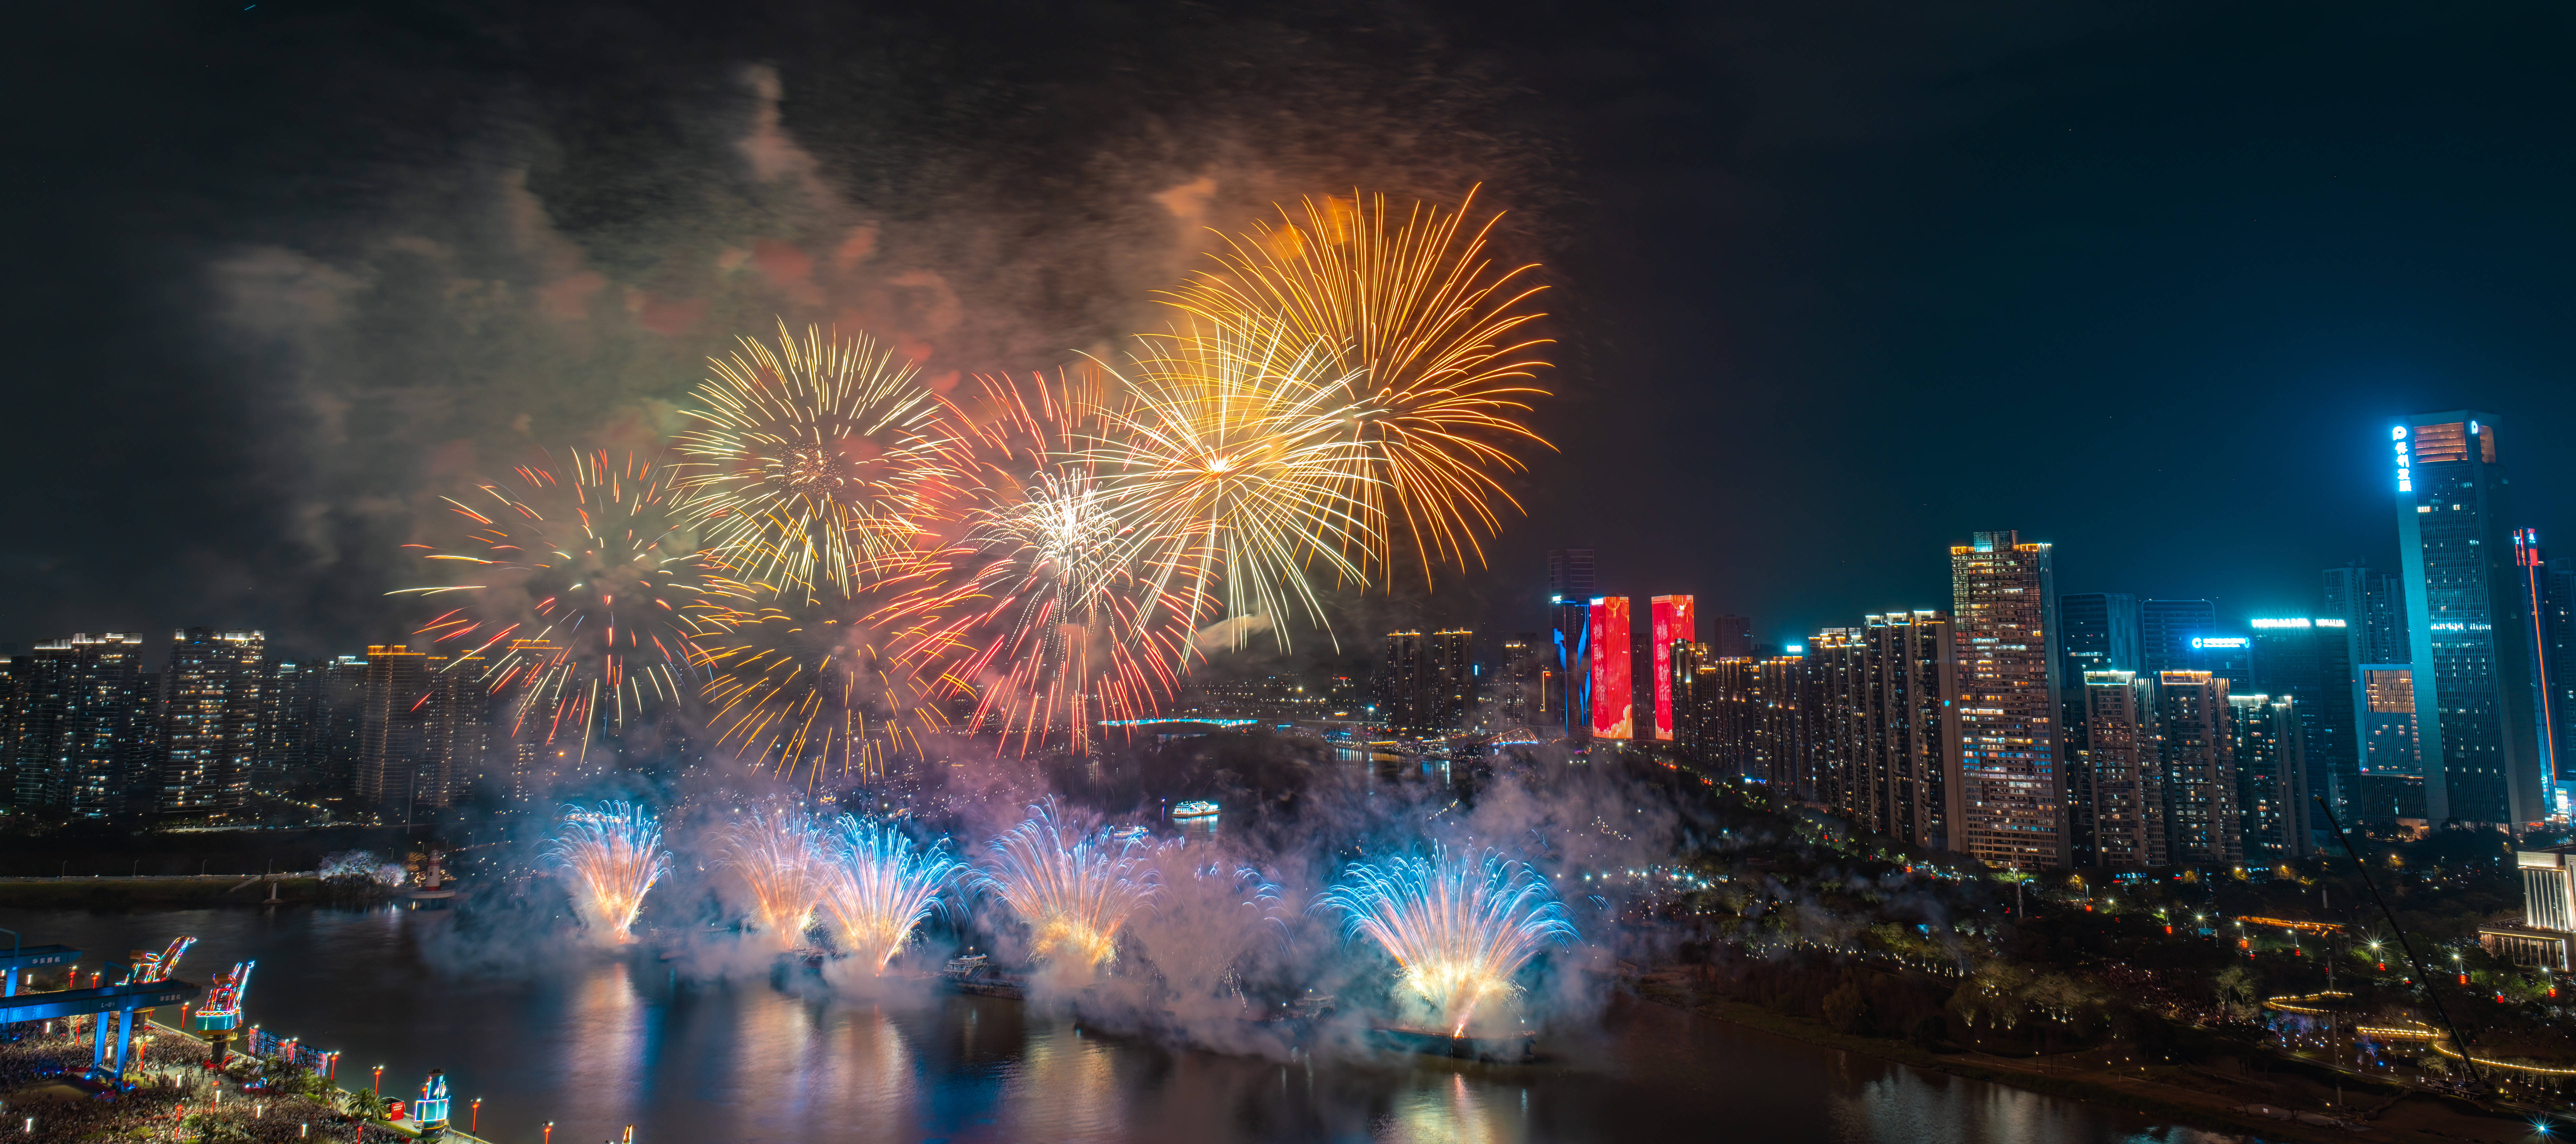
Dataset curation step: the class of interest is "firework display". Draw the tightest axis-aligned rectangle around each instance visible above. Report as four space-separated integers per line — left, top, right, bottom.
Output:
979 800 1162 974
399 189 1547 769
1317 847 1577 1035
401 450 714 739
1164 187 1553 582
715 806 829 950
675 320 946 595
936 370 1213 749
818 817 969 972
546 801 673 942
691 577 970 786
1083 323 1377 645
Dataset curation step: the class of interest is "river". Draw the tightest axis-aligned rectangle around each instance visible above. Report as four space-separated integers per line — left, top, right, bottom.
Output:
0 904 2259 1144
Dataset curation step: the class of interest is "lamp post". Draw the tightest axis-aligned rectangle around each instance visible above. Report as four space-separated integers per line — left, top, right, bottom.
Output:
470 1099 480 1133
372 1065 383 1097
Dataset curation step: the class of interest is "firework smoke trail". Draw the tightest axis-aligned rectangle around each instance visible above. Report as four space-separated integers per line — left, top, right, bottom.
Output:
818 817 968 972
546 801 674 944
933 370 1214 750
979 799 1162 975
1317 846 1577 1036
1164 188 1553 585
675 320 949 595
715 806 829 951
398 451 715 740
1084 323 1379 648
690 570 971 788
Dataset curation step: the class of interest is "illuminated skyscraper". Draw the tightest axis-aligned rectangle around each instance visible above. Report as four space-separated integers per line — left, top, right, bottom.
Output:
2083 671 2163 868
1590 599 1633 739
2515 530 2563 803
357 645 430 809
2392 412 2546 826
2156 670 2240 864
2250 616 2357 827
1807 627 1867 812
1861 611 1955 850
1545 550 1594 741
2059 594 2142 678
1378 629 1474 732
12 633 150 816
1752 652 1809 790
1499 633 1539 726
2324 563 2409 664
2356 664 2426 828
1651 596 1696 741
156 628 265 818
2230 693 2306 859
2546 566 2576 809
1946 530 2067 868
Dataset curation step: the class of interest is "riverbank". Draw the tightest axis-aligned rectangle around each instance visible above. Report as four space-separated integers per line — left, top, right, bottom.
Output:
1630 968 2542 1144
0 875 325 906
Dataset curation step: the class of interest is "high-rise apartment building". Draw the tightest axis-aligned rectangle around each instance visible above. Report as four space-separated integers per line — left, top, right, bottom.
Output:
1946 531 2067 868
156 628 265 818
2083 671 2163 868
1752 653 1810 791
1806 628 1868 812
256 658 322 795
2250 617 2357 826
2231 693 2306 859
2393 412 2546 826
358 645 431 810
1860 611 1955 850
15 634 151 817
1378 629 1473 732
2156 671 2240 864
2356 664 2426 828
2141 600 2218 677
1498 634 1539 727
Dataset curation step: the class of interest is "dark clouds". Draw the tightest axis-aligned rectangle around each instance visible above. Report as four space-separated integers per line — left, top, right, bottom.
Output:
6 1 2574 657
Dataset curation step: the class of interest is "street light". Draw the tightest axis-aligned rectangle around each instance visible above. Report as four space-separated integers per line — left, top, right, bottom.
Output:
372 1065 383 1096
470 1098 481 1133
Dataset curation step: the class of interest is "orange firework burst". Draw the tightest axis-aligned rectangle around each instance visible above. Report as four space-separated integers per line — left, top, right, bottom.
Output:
398 450 715 740
675 321 950 594
690 568 972 787
1163 186 1553 584
931 368 1214 751
1082 322 1378 647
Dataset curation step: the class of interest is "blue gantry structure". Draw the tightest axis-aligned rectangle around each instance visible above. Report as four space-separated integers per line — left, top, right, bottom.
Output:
0 941 203 1084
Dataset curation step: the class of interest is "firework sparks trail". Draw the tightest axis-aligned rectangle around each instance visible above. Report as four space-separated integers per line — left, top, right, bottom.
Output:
675 320 949 594
818 816 968 972
1084 322 1379 648
715 806 829 951
1163 187 1553 584
1316 846 1577 1036
690 569 971 787
933 371 1214 750
546 801 674 943
978 799 1162 975
398 451 715 740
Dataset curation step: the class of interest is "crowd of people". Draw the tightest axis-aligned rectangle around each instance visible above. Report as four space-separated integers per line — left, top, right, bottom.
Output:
0 1019 414 1143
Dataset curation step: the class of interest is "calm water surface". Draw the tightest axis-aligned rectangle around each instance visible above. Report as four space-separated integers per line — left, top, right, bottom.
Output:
1 905 2261 1144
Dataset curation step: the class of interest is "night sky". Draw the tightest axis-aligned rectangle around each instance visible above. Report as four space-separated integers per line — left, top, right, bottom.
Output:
8 1 2573 661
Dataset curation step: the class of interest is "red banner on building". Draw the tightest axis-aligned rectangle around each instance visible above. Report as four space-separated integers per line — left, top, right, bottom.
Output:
1590 597 1632 739
1651 595 1694 741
